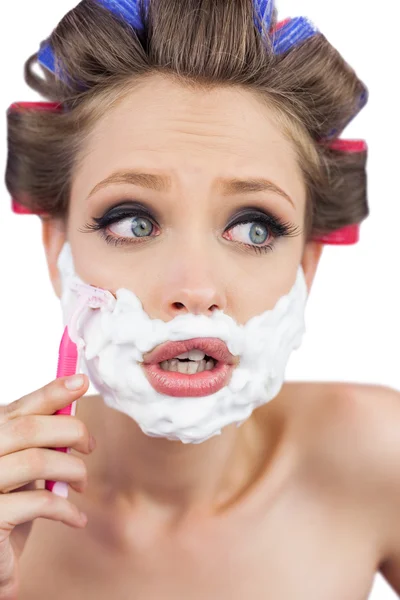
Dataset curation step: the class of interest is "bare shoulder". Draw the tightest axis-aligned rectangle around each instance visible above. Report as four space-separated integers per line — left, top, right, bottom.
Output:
291 381 400 567
306 381 400 481
292 381 398 480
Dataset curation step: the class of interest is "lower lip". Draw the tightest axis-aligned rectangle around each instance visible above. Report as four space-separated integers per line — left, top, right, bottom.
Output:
141 362 234 397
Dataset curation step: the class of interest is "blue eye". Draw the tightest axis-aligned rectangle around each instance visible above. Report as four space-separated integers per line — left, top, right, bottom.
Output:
79 202 301 255
109 216 155 238
224 221 270 246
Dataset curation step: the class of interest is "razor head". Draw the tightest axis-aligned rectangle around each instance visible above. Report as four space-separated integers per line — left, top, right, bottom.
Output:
71 280 116 309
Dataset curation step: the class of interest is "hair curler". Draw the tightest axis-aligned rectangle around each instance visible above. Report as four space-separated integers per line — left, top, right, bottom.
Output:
8 100 367 246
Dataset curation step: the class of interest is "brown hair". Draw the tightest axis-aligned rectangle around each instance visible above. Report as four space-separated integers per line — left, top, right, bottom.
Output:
5 0 369 242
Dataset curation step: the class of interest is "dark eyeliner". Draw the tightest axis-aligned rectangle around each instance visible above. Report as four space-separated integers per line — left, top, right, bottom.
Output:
90 201 157 230
79 202 302 254
224 209 301 256
226 209 299 239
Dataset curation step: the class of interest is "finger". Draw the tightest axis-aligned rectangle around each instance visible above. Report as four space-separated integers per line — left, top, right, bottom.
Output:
1 375 89 424
0 489 87 530
0 448 88 494
0 415 95 458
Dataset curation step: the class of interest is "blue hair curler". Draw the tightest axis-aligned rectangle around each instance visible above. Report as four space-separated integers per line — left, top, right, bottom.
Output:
272 16 319 55
38 0 320 77
38 0 148 75
253 0 275 34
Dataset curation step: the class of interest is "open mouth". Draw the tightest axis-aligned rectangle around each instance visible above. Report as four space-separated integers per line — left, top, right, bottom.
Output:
142 360 233 397
159 349 217 375
141 340 237 398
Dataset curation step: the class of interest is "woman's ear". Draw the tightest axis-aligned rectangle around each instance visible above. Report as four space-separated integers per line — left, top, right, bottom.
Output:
41 217 67 299
301 240 324 294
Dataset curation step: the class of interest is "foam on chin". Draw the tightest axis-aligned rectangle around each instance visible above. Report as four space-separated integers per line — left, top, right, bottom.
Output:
57 242 308 444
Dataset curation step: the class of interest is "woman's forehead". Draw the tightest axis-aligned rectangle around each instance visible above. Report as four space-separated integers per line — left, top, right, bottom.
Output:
86 77 295 149
73 80 307 213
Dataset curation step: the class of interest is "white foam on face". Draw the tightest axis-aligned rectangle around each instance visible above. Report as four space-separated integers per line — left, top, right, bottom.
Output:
57 242 308 444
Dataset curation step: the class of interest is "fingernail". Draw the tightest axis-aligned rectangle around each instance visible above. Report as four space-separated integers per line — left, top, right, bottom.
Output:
65 375 85 390
89 435 97 451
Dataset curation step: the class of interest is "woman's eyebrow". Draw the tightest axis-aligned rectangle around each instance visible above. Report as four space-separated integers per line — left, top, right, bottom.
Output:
87 169 295 209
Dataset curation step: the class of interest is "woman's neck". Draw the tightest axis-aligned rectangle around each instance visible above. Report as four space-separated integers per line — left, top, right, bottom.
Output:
79 394 283 523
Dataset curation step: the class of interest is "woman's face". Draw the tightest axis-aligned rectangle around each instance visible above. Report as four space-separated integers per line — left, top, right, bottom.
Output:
45 74 322 324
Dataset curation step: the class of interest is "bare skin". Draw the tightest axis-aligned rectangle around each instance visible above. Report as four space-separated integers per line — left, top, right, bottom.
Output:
10 75 394 598
18 381 386 600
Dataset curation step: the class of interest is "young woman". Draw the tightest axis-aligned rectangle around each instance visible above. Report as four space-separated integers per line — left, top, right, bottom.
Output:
2 0 399 598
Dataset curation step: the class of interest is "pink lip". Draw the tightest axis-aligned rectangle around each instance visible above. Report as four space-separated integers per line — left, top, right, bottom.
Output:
141 361 235 397
142 337 238 366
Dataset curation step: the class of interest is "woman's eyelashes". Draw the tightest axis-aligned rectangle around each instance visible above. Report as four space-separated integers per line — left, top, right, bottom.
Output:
79 202 301 255
223 209 301 254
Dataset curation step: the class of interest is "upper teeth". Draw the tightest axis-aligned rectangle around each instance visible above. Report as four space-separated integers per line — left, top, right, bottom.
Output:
175 349 206 361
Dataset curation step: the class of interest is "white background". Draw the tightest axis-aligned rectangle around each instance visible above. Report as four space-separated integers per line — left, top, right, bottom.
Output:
0 1 398 598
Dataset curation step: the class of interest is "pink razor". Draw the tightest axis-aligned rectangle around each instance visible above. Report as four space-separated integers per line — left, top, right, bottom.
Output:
45 285 115 498
45 326 79 498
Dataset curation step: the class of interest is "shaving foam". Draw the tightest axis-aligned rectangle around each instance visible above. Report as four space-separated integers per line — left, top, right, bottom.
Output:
57 242 308 444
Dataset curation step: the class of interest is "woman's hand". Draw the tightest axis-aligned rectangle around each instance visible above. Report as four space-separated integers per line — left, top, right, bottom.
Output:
0 375 94 599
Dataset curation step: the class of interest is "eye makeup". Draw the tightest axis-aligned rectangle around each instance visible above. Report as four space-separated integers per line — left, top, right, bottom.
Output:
79 200 302 255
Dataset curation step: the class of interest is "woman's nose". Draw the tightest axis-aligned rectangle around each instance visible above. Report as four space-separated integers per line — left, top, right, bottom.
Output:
164 285 226 317
156 245 228 317
146 224 231 318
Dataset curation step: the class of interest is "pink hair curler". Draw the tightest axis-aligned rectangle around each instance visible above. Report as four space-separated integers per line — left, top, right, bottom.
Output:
11 197 49 216
323 138 368 153
11 199 37 215
9 101 366 243
9 101 63 217
8 101 62 112
311 138 367 244
312 223 360 245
